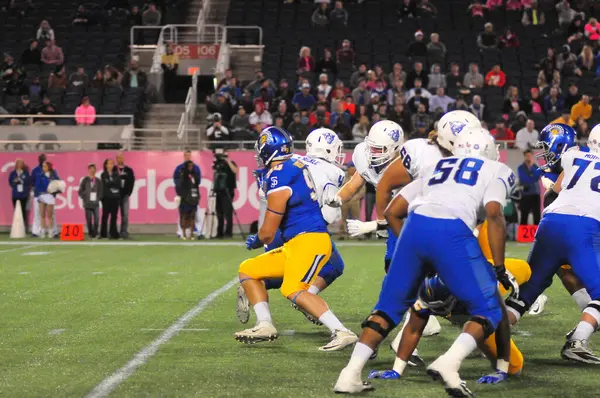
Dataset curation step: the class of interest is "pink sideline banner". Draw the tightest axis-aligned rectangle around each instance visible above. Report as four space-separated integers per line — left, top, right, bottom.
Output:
0 151 263 226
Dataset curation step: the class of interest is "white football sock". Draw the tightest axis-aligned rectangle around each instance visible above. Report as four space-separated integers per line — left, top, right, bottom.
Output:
572 289 591 310
308 285 321 295
571 321 595 341
253 302 272 324
318 310 348 333
346 342 373 373
444 333 478 365
393 357 407 375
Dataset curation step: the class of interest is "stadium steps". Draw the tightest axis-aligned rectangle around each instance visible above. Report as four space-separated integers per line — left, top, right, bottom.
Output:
137 103 207 149
229 46 263 81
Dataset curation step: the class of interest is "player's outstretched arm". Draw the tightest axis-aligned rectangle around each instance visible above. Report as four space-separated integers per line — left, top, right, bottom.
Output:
375 158 412 221
334 171 365 205
384 193 409 237
258 190 290 244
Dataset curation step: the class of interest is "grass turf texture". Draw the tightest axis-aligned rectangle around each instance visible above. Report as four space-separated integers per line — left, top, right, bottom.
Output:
0 240 596 397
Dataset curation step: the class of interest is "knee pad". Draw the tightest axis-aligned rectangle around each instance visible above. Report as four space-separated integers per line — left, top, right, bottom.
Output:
584 300 600 324
505 296 528 321
361 310 396 338
469 316 496 339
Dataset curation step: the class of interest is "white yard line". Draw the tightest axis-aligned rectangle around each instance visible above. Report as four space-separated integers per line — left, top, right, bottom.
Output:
0 244 37 253
85 278 237 398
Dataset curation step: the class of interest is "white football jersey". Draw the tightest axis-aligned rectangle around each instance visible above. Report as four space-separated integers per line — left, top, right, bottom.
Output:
353 142 382 186
544 149 600 222
401 156 516 230
400 138 444 179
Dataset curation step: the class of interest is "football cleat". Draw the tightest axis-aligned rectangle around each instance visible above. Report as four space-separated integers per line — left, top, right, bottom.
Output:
291 302 323 326
528 294 548 316
423 316 442 337
333 367 375 394
320 329 359 352
368 369 401 380
561 339 600 364
427 355 474 397
236 285 250 324
234 321 278 344
565 326 576 341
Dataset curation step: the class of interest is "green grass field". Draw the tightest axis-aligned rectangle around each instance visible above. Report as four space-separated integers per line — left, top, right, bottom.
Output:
0 238 596 397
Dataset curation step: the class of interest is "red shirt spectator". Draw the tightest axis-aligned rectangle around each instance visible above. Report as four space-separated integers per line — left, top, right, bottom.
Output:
486 0 502 9
585 18 600 41
336 39 355 68
75 97 96 125
468 2 485 18
500 28 520 48
491 122 516 147
505 0 523 11
309 102 330 127
297 46 315 74
343 95 356 116
485 65 506 87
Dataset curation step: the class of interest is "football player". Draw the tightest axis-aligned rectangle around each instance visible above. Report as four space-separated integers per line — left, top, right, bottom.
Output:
237 128 347 327
506 124 600 364
334 128 517 396
235 127 358 351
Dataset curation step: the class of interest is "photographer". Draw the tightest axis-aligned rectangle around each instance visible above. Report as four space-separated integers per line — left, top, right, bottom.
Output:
212 148 238 238
176 160 200 240
173 150 201 238
206 113 230 142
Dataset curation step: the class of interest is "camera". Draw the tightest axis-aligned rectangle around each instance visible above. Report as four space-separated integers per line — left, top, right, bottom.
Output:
207 112 222 124
212 148 228 170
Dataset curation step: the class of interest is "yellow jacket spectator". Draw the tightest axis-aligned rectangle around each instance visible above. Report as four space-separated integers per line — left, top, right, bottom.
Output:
570 95 592 122
551 111 575 126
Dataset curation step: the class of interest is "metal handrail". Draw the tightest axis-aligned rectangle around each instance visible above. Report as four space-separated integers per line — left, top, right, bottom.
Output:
196 0 210 27
177 70 199 141
224 25 264 47
129 26 164 49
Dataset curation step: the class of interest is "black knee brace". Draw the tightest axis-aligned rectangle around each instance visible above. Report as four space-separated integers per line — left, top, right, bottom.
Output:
587 300 600 314
361 310 396 338
469 316 495 339
505 296 528 317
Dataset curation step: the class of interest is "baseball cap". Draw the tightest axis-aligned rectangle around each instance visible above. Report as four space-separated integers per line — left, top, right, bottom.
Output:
415 30 424 37
301 83 311 89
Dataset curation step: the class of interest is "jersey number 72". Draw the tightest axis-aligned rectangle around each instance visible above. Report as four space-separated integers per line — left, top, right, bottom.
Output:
566 157 600 192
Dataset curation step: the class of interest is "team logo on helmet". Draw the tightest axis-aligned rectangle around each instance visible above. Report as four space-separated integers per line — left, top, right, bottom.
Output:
322 131 336 144
449 121 466 136
258 131 273 147
474 144 480 150
550 125 564 136
388 129 401 142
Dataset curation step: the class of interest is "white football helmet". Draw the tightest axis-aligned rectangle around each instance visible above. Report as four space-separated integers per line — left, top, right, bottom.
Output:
588 124 600 153
364 120 404 169
437 110 481 152
453 126 499 161
306 128 345 166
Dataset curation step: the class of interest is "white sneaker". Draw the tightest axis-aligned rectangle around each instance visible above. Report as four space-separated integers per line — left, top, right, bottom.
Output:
423 316 442 336
333 366 374 394
236 285 250 324
528 294 548 315
561 339 600 364
234 321 277 344
427 355 473 397
319 329 358 352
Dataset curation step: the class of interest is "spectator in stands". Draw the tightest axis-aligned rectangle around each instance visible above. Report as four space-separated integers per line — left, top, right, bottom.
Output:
48 65 68 89
91 70 104 88
75 96 96 126
515 119 539 150
123 59 148 89
272 101 291 128
35 95 57 125
249 100 273 133
365 70 378 91
21 39 41 66
312 2 329 26
522 0 545 26
387 102 411 132
505 0 523 11
297 46 315 76
577 120 590 139
129 5 142 26
485 64 506 87
528 87 543 114
463 63 484 89
161 43 179 103
316 48 337 77
499 27 520 48
41 40 64 66
330 100 351 129
329 0 348 27
407 30 427 58
1 53 22 82
36 21 55 43
571 94 592 123
478 23 499 50
217 69 235 90
387 79 405 106
27 76 43 101
309 101 330 128
568 15 586 45
469 94 486 121
245 70 275 97
9 158 30 231
511 110 528 133
564 83 582 110
79 165 101 239
69 65 89 89
578 44 596 71
398 0 418 21
316 73 332 99
371 79 387 98
406 61 428 89
288 112 310 140
468 0 485 18
552 110 575 126
230 106 251 139
350 63 368 87
100 158 120 240
406 78 432 100
352 79 370 106
557 0 584 31
206 113 230 140
411 104 431 139
271 79 293 110
544 86 564 113
142 3 161 25
445 63 463 91
518 149 542 225
491 120 515 146
388 63 406 86
334 40 354 70
427 64 446 91
448 94 469 112
584 17 600 41
557 45 581 77
73 5 90 26
503 86 525 114
429 87 454 113
342 94 356 117
206 93 233 124
427 33 447 66
407 89 429 113
350 115 368 141
539 47 557 84
418 0 437 16
292 83 316 111
486 0 502 10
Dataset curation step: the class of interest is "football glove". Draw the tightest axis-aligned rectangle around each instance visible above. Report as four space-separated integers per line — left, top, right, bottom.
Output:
347 219 377 237
477 370 508 384
245 234 263 250
368 370 401 380
496 265 519 298
376 219 389 239
541 176 555 191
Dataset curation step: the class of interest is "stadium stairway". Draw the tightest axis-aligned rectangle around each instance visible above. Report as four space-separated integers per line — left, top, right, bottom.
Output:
138 103 207 149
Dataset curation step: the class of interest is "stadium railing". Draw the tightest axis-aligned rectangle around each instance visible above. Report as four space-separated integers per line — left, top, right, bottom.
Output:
177 70 199 140
0 114 135 125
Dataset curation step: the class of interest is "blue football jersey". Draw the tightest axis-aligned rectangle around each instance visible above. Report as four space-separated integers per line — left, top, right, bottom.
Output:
265 159 327 242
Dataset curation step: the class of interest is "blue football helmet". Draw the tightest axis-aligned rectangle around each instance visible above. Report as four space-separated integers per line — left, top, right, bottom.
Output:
255 126 294 167
536 123 576 168
418 275 457 316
